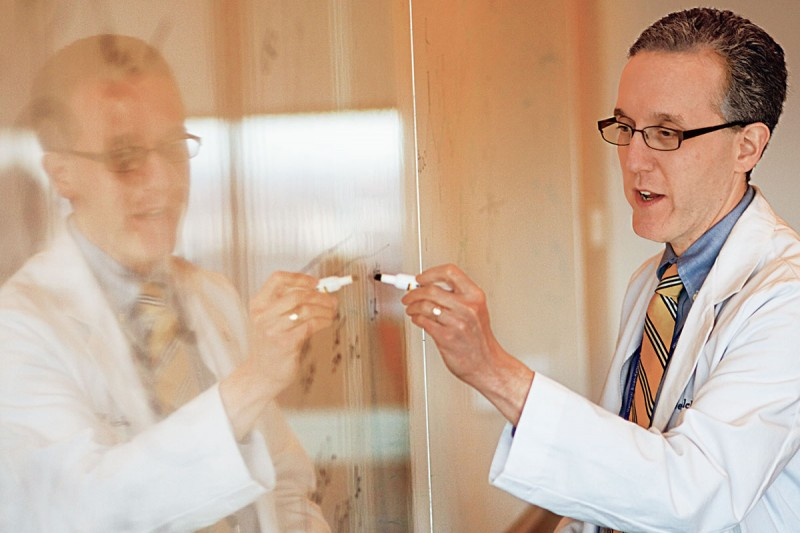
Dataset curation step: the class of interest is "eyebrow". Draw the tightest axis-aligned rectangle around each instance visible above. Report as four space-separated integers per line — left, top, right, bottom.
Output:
105 134 139 150
613 108 687 127
104 128 188 149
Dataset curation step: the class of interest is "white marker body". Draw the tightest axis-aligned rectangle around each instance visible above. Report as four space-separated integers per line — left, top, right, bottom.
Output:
316 275 354 293
378 273 420 290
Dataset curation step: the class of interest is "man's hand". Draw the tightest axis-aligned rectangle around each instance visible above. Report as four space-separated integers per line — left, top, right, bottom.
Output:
221 272 338 440
248 271 339 392
401 264 534 425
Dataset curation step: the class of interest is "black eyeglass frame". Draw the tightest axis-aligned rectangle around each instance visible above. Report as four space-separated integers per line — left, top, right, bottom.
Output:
597 117 752 151
56 133 202 172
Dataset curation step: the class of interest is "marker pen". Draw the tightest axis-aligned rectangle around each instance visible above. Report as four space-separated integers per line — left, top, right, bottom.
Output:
373 273 454 292
316 275 354 293
373 272 419 290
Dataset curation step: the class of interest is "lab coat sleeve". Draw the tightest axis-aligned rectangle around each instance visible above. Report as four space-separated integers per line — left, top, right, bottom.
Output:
257 402 330 533
490 275 800 532
0 313 269 532
196 268 329 532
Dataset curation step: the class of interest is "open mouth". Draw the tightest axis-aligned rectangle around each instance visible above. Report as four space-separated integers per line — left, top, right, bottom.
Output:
134 208 169 219
639 190 662 202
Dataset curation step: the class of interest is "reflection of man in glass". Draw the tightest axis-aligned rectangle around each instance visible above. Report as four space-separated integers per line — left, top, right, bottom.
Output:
1 34 335 531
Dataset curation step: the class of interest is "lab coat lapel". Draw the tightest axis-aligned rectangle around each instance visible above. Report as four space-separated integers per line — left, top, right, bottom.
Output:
650 190 774 430
48 229 156 431
172 260 243 380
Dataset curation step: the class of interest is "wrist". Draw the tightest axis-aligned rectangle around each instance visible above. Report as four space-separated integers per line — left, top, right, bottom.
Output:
474 346 535 426
219 360 279 441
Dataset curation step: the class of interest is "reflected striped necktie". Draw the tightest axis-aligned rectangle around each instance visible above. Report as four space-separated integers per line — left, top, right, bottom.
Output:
136 281 202 416
137 282 242 532
602 265 683 533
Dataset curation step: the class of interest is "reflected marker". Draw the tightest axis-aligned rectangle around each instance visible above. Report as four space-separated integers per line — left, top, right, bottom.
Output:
316 275 354 293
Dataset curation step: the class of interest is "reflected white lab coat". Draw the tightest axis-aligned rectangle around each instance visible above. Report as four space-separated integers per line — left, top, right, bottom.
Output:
0 227 329 532
490 189 800 532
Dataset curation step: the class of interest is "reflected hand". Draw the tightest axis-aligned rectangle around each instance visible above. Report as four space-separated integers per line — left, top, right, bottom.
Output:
221 271 338 441
401 264 533 425
248 271 339 392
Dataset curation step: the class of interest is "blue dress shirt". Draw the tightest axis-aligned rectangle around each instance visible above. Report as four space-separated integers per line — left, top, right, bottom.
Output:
620 186 755 419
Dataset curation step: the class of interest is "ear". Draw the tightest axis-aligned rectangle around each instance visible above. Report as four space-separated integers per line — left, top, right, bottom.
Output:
42 152 77 201
734 122 770 174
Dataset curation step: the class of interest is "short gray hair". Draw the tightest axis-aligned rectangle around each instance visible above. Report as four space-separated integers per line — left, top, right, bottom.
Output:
629 8 787 134
23 34 178 151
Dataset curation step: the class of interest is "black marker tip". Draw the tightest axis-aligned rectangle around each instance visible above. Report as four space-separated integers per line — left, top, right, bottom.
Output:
373 273 382 281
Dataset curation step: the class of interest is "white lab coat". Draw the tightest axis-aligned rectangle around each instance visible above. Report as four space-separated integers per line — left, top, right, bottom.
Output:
0 227 329 532
490 189 800 532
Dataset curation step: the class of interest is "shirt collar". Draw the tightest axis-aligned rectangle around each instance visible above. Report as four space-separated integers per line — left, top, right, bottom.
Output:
658 185 755 299
68 218 169 317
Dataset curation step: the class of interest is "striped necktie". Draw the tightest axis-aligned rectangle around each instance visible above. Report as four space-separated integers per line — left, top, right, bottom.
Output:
602 265 683 533
630 263 683 428
136 283 248 532
136 281 202 416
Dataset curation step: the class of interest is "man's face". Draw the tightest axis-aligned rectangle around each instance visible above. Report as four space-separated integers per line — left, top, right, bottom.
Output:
615 50 747 255
52 74 190 273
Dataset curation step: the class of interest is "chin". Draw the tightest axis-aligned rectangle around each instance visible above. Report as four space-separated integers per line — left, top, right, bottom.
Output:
631 219 669 245
125 241 176 273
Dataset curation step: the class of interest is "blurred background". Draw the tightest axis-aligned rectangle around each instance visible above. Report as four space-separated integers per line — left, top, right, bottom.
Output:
2 1 798 531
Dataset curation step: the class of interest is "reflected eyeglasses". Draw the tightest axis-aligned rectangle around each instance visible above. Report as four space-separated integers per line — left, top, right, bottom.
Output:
58 134 201 173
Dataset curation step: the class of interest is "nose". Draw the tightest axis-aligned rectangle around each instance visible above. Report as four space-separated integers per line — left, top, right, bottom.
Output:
619 129 654 174
137 150 187 191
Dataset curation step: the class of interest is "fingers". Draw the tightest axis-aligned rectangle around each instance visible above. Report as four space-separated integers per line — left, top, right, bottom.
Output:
404 264 483 306
416 263 480 296
250 271 339 338
403 297 450 325
401 264 493 359
281 290 339 317
251 264 478 338
284 298 339 332
252 272 335 312
251 271 317 306
403 265 485 327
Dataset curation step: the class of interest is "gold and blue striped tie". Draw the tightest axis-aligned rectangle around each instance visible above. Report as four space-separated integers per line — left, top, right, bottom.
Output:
136 281 201 415
631 263 683 428
137 282 241 531
602 264 683 533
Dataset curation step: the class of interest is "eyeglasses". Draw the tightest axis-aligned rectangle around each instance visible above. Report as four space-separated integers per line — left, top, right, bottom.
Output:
597 118 750 151
59 134 201 173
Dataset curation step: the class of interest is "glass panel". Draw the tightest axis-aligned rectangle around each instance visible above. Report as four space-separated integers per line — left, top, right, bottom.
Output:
1 1 417 531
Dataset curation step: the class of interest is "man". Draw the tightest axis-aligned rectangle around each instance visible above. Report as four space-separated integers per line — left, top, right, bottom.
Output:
0 35 337 531
403 8 800 532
